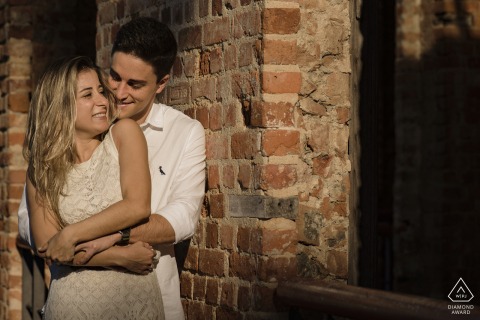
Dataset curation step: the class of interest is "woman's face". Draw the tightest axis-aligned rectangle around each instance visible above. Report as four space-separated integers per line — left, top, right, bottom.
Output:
74 69 110 139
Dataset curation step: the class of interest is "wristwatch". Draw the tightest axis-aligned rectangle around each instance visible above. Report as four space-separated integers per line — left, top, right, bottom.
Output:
118 227 131 246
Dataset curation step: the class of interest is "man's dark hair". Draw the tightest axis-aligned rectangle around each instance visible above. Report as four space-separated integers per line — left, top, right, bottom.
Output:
112 17 177 82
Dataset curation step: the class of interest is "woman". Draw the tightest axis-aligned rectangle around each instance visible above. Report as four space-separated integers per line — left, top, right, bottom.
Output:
23 56 164 319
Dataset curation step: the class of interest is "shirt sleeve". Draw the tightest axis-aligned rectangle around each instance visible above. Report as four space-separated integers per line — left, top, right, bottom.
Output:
158 121 206 243
18 185 35 248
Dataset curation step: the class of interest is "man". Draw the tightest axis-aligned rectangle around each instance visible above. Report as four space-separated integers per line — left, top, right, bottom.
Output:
18 17 206 320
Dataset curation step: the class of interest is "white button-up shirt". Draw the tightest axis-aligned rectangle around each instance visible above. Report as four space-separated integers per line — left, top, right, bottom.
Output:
18 102 206 320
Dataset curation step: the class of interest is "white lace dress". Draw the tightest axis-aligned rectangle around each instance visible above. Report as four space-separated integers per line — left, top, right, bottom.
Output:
43 128 164 320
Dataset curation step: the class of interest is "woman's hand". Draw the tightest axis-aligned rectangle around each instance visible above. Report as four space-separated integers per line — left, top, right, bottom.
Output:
37 227 76 263
118 241 157 274
73 233 121 265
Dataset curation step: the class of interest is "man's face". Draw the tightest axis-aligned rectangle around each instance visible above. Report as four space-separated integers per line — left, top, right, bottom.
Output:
108 52 169 124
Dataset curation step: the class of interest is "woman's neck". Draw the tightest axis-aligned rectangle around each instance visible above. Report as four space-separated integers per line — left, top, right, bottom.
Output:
74 136 102 164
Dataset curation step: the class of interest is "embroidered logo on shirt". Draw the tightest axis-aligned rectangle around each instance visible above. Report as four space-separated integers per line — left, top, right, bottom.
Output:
159 166 166 175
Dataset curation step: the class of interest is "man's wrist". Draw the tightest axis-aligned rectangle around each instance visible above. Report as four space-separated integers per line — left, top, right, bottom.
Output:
117 227 131 246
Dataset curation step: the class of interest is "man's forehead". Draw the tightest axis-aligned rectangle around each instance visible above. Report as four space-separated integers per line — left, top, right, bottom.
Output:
110 52 155 80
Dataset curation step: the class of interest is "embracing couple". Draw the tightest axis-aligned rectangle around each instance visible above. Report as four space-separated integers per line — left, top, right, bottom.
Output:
18 17 205 320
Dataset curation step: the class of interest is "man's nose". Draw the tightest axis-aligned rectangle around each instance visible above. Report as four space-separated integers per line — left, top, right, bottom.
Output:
115 81 128 100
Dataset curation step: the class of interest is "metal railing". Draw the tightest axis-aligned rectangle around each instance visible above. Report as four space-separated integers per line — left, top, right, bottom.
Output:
276 278 480 320
16 236 46 320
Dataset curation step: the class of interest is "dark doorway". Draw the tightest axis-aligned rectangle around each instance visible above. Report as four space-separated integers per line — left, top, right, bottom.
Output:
357 0 396 290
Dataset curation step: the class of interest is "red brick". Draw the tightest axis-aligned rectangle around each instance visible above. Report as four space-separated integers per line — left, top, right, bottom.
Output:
231 71 259 98
180 272 193 298
251 100 294 128
212 0 222 16
312 154 333 177
263 7 300 34
224 44 237 70
187 301 214 319
7 170 25 184
209 103 222 131
199 0 209 17
205 278 220 305
173 3 183 24
207 164 220 190
172 56 183 78
222 165 235 189
185 2 194 22
216 308 243 320
238 41 255 67
7 202 20 217
263 38 297 65
231 131 258 159
168 82 190 105
326 250 348 278
8 131 25 147
8 185 23 199
178 25 202 50
206 222 218 248
209 47 223 74
209 193 224 218
8 93 29 113
220 224 235 250
252 285 277 311
204 17 230 45
199 248 225 276
196 106 209 128
220 281 236 308
206 133 228 160
237 163 251 189
184 246 199 272
224 102 237 127
262 70 301 94
260 218 297 255
229 252 256 281
262 130 300 156
336 107 350 124
258 256 297 282
255 164 297 190
200 51 210 75
237 285 251 311
307 124 329 153
8 79 31 92
300 97 327 116
233 10 261 38
192 77 216 101
183 52 197 78
193 275 206 300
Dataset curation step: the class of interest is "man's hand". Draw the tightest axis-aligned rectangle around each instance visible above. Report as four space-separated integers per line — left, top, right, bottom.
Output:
74 233 121 265
37 228 75 263
118 241 157 274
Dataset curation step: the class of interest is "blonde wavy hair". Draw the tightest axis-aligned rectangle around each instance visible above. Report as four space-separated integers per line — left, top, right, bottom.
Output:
23 56 118 227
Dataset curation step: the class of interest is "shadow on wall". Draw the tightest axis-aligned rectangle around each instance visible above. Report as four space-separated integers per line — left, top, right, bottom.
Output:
394 11 480 300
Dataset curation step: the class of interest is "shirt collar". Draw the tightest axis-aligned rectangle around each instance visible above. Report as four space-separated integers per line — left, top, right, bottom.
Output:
140 102 165 132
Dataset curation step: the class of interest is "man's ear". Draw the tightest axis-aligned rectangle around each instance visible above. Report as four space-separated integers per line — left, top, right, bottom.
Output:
156 74 170 94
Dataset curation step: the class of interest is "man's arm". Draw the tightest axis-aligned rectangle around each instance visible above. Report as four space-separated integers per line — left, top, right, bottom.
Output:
131 121 206 245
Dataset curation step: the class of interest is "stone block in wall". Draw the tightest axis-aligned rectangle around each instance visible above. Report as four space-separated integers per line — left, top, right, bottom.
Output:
229 194 298 219
297 204 322 246
167 82 190 105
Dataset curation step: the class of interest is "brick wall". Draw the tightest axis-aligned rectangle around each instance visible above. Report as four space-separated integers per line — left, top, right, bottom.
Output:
0 0 353 318
395 0 480 298
0 1 96 319
97 0 352 318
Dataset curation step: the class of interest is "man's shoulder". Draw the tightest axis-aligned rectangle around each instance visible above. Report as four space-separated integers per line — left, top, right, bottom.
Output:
156 103 203 131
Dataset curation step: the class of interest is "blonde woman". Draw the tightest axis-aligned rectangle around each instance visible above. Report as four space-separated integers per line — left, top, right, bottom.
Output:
24 56 164 319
